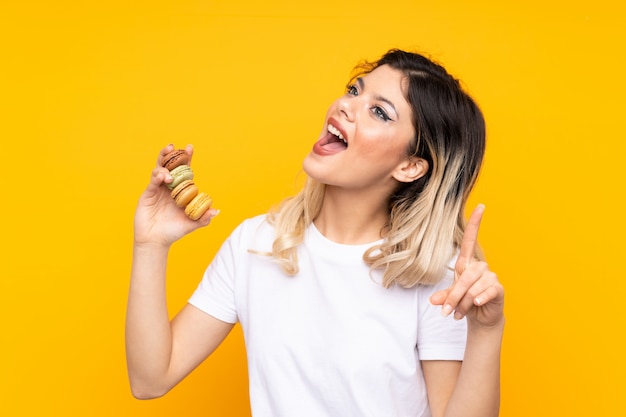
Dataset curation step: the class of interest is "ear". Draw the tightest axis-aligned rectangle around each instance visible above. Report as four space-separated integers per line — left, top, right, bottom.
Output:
392 157 429 183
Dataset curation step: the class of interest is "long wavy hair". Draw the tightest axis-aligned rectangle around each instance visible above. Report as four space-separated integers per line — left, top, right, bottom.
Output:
265 49 486 288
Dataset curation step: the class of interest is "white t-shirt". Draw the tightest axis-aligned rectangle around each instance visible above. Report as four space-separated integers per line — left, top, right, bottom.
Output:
189 215 467 417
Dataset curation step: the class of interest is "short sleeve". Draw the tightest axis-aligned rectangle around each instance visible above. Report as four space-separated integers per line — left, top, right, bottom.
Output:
416 269 468 361
188 228 240 324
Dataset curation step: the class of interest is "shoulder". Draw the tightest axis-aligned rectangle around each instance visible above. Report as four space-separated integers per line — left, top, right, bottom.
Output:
237 214 274 236
226 214 275 250
416 265 455 304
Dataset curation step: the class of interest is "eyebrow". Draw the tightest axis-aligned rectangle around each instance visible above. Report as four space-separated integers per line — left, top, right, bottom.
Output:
357 77 399 117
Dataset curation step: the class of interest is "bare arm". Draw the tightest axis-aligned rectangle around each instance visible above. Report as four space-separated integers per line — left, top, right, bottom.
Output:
125 145 231 399
423 319 503 417
427 205 505 417
126 244 233 399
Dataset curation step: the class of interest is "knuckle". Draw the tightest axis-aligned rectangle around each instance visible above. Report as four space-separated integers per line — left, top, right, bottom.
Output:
457 273 475 287
475 261 489 271
483 271 498 286
466 286 481 300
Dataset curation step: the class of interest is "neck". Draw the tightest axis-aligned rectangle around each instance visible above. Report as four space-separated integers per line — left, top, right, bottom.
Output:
313 186 390 245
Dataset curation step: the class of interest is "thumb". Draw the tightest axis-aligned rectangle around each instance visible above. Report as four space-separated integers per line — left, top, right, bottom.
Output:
429 288 450 306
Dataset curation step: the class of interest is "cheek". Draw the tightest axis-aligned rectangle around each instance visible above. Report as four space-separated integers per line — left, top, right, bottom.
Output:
357 130 409 160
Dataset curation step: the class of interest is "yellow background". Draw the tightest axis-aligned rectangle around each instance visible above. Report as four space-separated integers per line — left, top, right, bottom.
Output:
2 1 624 416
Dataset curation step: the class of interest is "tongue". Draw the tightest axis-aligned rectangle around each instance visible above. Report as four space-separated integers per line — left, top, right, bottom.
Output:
312 132 347 156
323 139 347 151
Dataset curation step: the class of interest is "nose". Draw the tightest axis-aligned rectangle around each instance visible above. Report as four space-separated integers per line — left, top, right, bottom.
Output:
336 96 355 122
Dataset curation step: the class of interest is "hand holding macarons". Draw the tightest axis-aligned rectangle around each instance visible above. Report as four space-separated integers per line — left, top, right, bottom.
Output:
134 145 217 247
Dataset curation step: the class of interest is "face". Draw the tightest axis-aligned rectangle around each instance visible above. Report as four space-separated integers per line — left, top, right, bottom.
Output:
303 65 426 193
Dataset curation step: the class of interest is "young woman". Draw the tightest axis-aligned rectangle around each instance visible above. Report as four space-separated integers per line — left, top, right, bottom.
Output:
126 49 504 417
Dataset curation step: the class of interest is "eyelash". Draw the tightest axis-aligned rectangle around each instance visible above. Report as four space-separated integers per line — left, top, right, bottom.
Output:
372 106 391 121
345 84 392 122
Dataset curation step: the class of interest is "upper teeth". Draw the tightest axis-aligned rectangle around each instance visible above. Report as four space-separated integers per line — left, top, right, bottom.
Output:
328 124 346 143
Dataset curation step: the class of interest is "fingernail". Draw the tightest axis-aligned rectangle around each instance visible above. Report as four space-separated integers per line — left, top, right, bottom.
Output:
454 311 464 320
441 304 453 317
474 298 481 306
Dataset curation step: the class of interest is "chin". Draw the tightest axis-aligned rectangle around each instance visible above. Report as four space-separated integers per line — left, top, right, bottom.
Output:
302 154 329 184
302 153 317 178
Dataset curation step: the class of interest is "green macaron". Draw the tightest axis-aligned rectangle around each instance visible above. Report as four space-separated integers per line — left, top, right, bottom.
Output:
167 165 194 190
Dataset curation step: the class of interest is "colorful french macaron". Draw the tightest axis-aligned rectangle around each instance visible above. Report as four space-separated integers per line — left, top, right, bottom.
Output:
184 192 213 220
170 180 198 208
162 149 190 171
167 165 194 190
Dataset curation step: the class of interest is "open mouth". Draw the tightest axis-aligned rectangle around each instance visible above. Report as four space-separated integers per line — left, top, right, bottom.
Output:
319 123 347 151
312 121 348 156
327 124 347 147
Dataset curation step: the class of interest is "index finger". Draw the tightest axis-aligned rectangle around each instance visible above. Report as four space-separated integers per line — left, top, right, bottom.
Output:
455 204 485 276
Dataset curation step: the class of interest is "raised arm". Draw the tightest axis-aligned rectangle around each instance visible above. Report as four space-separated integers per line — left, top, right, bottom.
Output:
427 205 505 417
125 145 232 399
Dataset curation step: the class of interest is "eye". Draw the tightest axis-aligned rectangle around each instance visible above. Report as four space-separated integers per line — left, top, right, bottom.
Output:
346 84 358 96
372 105 391 121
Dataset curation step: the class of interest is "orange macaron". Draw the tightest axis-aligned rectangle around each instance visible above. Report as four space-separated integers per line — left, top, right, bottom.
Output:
170 180 198 208
184 192 213 221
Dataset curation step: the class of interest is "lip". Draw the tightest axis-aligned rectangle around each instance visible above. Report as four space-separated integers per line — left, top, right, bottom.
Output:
327 117 348 144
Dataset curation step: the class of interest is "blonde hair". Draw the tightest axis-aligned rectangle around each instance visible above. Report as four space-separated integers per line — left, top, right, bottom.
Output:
264 50 486 288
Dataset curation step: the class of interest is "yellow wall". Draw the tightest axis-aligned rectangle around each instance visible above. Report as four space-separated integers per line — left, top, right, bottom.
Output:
2 1 624 415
